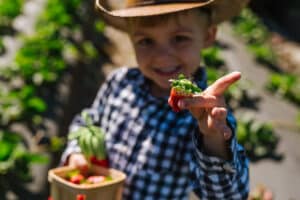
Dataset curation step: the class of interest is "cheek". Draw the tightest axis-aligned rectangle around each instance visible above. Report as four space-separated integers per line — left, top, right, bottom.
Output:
134 47 153 65
179 39 203 62
180 48 201 66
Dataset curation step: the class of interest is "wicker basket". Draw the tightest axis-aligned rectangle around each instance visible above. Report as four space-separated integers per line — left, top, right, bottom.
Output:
48 165 126 200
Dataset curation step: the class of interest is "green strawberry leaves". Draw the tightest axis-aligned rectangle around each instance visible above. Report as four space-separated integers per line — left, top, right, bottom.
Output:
169 74 201 94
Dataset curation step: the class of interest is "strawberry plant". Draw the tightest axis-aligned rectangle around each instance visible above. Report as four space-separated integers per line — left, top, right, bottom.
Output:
68 111 108 167
266 73 300 106
201 46 224 69
237 115 279 161
232 8 276 65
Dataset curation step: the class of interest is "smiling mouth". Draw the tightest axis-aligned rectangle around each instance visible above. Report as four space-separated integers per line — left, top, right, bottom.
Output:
153 65 182 76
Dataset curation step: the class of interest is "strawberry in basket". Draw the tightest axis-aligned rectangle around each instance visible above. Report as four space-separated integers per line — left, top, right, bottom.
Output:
168 74 202 112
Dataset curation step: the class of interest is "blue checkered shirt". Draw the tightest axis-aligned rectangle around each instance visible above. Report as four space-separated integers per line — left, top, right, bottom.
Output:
61 67 249 200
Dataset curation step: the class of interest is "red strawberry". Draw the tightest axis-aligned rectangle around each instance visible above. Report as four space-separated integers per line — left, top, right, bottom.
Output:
168 74 201 112
168 88 192 112
76 194 86 200
70 174 85 184
87 175 105 184
90 156 109 168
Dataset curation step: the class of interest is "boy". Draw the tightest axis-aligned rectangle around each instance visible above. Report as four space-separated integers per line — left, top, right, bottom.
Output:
61 0 249 199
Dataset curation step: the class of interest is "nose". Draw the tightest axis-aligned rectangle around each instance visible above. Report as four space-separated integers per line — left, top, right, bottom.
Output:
153 44 177 67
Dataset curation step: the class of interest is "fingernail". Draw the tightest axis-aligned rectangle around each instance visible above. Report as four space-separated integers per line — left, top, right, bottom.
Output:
178 100 185 109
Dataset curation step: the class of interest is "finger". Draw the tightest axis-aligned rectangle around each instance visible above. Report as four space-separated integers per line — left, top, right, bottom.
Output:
69 154 88 170
178 94 218 109
211 107 227 120
208 118 232 140
206 71 241 96
214 121 232 140
223 125 232 140
263 189 273 200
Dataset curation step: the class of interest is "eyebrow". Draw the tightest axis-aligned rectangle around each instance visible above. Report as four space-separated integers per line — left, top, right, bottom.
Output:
173 27 194 34
132 31 147 37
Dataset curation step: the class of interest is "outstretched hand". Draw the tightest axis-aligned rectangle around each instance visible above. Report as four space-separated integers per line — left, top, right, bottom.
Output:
178 71 241 158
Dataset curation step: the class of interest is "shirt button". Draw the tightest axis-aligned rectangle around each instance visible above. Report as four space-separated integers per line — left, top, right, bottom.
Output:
223 163 236 173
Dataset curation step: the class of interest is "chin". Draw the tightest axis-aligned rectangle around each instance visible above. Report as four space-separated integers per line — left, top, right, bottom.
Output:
158 81 171 90
152 81 171 92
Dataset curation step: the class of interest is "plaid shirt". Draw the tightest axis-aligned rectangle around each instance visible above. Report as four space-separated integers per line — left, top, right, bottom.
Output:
61 67 249 200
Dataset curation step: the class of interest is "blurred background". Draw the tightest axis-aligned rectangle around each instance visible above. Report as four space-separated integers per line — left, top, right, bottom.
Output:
0 0 299 199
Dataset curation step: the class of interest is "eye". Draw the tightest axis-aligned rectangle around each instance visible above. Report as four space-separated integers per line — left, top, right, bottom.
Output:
136 38 154 48
174 35 190 43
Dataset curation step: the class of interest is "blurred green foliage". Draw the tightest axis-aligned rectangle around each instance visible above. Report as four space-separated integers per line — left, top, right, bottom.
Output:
201 46 226 86
0 38 5 55
0 0 23 24
237 116 279 160
0 85 47 125
266 73 300 106
0 131 49 198
0 0 104 127
201 46 224 69
232 8 277 64
0 0 105 197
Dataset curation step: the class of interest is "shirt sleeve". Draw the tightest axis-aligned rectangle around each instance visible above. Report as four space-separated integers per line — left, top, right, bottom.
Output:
60 68 121 165
190 111 249 199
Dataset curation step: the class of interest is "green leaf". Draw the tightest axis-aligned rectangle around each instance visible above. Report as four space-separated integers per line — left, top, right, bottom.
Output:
169 74 201 94
66 169 80 179
50 136 65 152
68 127 90 140
0 141 14 161
82 41 98 59
26 97 47 112
0 131 21 144
81 111 93 126
23 153 49 164
0 0 23 19
95 20 105 33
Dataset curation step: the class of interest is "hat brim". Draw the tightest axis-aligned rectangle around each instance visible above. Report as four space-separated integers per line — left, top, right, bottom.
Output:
96 0 213 17
95 0 249 31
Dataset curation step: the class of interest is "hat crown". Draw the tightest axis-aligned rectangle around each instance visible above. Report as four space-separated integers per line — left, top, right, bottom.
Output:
126 0 210 8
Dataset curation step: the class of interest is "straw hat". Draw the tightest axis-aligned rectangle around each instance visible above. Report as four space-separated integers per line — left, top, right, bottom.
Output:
95 0 249 30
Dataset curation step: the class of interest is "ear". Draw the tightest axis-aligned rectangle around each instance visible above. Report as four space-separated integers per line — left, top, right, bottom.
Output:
203 26 217 48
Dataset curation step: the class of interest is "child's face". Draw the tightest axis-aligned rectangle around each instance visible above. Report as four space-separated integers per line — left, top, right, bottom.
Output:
129 9 216 96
